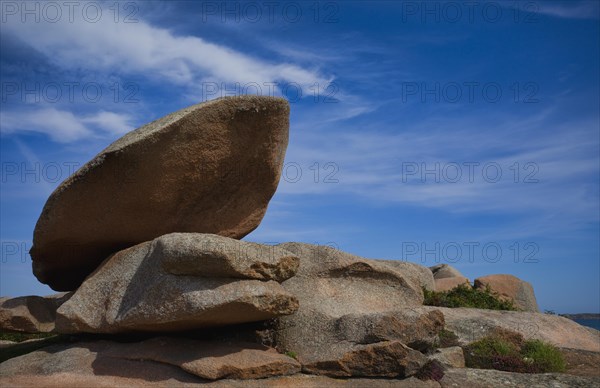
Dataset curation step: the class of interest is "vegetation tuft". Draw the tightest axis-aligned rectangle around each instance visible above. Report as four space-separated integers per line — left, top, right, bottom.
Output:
423 284 517 311
463 329 566 373
434 329 460 349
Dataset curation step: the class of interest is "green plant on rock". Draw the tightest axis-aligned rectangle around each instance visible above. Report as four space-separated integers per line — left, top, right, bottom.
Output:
521 339 566 373
434 329 460 349
463 330 566 374
284 350 298 360
423 284 517 311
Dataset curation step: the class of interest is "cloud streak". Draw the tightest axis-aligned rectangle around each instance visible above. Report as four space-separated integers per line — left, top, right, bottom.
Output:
3 5 331 94
0 108 134 143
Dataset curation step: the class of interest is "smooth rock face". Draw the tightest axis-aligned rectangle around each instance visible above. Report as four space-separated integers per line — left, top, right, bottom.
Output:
435 276 470 292
274 243 431 377
430 264 463 279
56 234 299 334
30 95 290 291
414 306 600 352
154 233 298 282
440 367 600 388
0 338 300 383
376 259 435 291
0 293 71 333
474 274 539 312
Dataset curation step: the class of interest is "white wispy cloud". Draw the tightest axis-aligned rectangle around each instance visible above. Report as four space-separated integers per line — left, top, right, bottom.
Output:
2 4 331 94
0 108 134 143
276 109 599 238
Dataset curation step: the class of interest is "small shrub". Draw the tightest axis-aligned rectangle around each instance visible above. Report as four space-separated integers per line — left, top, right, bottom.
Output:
489 328 525 349
415 360 445 381
423 284 517 311
521 339 566 373
464 336 520 369
463 331 566 374
490 354 540 373
435 329 460 348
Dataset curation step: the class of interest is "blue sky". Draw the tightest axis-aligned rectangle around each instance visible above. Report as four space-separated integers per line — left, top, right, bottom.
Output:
1 1 598 314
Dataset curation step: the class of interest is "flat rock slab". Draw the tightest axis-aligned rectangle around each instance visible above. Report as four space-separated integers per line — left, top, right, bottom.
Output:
30 95 290 291
0 293 71 333
55 234 298 334
440 367 600 388
0 338 300 383
414 306 600 353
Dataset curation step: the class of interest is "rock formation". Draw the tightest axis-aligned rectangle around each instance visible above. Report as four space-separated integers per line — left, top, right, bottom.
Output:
474 274 539 312
0 293 70 333
1 96 597 387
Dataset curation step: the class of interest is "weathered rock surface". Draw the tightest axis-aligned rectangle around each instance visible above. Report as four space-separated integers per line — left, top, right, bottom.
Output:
30 95 291 291
474 274 539 312
0 338 299 383
440 367 600 388
0 293 71 333
274 243 433 377
56 234 299 333
149 233 298 282
376 259 435 290
430 264 463 279
434 276 470 292
430 346 465 368
561 347 600 377
103 337 301 380
413 306 600 352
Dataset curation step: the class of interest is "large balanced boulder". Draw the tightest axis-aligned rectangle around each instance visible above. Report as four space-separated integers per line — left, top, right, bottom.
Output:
274 243 436 377
55 233 299 333
30 95 290 291
0 293 71 333
474 274 539 312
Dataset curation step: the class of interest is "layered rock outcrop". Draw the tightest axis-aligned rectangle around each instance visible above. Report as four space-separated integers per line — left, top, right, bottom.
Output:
55 233 299 334
274 243 438 377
